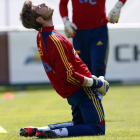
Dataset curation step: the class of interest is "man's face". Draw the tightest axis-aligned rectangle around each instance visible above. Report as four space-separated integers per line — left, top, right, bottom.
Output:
32 3 54 20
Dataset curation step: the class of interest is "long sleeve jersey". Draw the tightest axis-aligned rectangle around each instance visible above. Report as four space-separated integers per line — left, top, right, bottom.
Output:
37 26 92 98
59 0 127 30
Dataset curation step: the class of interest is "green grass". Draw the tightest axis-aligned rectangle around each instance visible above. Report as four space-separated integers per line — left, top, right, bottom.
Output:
0 85 140 140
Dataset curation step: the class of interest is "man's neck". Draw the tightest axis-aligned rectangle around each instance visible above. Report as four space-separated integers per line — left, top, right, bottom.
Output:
43 20 53 27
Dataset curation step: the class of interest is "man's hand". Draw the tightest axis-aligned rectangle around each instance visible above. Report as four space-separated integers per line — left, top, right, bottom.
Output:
63 17 77 38
108 1 123 23
92 76 109 96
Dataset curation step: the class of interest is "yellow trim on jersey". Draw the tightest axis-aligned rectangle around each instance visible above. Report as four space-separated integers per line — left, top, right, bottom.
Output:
52 34 80 85
83 87 104 122
49 34 80 85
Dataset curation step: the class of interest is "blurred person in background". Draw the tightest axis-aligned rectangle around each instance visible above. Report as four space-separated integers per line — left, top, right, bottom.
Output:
19 0 109 138
59 0 127 99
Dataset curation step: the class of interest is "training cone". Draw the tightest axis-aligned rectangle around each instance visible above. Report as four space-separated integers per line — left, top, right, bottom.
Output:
2 92 14 100
0 126 7 133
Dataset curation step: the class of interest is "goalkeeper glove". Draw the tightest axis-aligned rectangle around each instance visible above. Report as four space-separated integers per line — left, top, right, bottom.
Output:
63 17 77 38
108 1 124 23
92 76 109 96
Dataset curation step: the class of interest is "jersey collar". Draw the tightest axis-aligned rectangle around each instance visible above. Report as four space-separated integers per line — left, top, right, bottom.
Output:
40 26 54 32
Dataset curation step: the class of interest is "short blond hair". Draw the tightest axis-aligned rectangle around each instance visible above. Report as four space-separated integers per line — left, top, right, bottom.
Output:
20 0 42 31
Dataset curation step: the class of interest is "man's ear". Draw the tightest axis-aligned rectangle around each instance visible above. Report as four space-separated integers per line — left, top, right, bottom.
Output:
36 16 43 24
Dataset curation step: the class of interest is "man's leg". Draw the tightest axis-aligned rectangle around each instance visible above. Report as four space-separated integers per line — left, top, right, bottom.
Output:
73 30 92 73
20 122 74 137
36 87 105 138
89 25 109 77
66 87 105 136
34 105 85 138
48 122 74 130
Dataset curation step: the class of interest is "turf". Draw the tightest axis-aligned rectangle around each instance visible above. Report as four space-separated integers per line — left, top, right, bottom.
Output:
0 85 140 140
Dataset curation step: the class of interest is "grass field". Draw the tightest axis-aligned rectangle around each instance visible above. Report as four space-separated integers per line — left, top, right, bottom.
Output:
0 85 140 140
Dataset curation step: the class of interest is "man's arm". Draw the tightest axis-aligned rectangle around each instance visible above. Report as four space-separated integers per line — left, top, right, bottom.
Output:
108 0 127 23
59 0 69 18
59 0 77 38
48 34 109 95
48 34 85 85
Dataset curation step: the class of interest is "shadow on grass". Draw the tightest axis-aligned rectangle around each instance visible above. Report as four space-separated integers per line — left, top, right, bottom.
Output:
35 135 105 139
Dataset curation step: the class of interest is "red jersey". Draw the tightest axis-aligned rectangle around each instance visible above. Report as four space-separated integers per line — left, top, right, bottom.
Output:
59 0 127 30
37 26 92 98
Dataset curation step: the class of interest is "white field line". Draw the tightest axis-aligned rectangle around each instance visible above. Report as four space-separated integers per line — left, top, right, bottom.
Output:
0 126 8 133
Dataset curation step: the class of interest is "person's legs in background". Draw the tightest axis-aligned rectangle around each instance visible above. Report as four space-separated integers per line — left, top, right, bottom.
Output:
73 30 92 73
89 25 109 78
